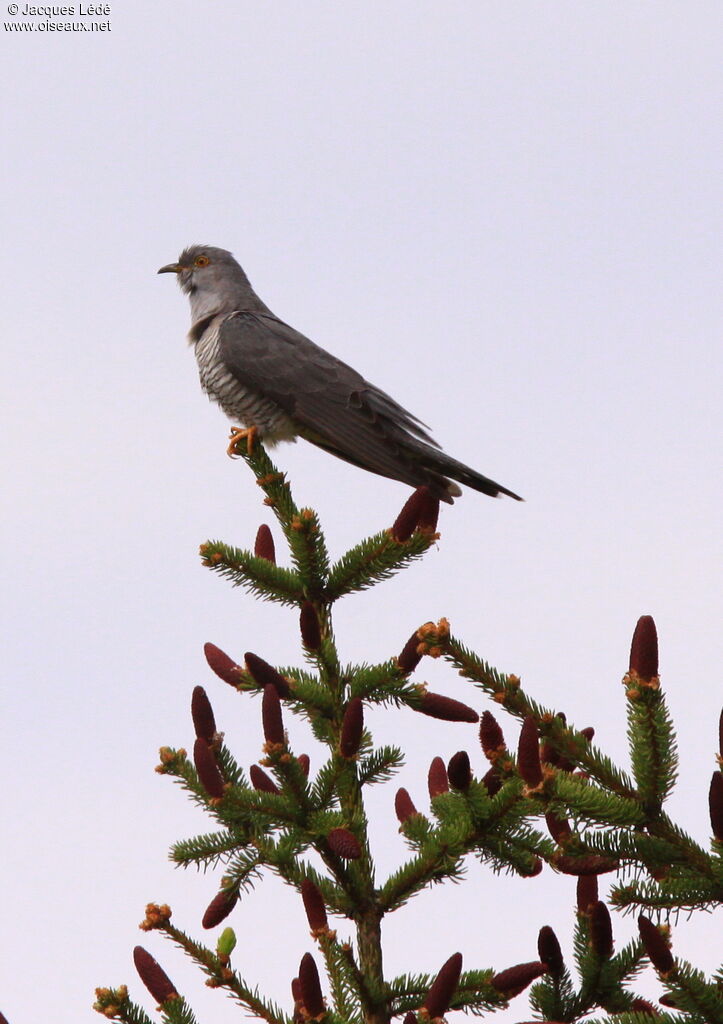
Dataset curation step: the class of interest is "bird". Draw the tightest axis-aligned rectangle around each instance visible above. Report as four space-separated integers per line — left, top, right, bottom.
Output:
158 245 522 504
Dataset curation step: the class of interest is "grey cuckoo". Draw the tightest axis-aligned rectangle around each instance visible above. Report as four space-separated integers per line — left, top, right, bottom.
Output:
158 245 522 504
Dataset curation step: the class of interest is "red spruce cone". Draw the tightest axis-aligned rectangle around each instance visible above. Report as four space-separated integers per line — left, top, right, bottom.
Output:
262 684 285 745
299 601 322 650
418 691 478 723
479 711 506 759
537 926 564 974
301 879 328 932
298 952 325 1018
709 772 723 840
191 686 217 742
327 827 362 859
391 486 439 541
719 708 723 758
133 946 178 1004
423 951 463 1018
254 524 276 563
580 726 595 742
395 787 418 823
629 615 658 681
492 961 547 997
398 630 423 674
576 874 599 913
630 998 659 1015
556 853 618 876
658 994 678 1008
545 811 572 844
244 652 291 698
193 737 225 798
517 716 543 787
340 698 364 758
297 753 310 777
204 642 244 687
428 756 449 798
638 915 674 974
402 1014 417 1024
482 766 502 796
249 764 279 794
202 887 238 929
590 901 614 959
447 750 472 791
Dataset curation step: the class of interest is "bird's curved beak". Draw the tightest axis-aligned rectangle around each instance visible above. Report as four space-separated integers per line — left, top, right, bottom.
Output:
157 262 182 275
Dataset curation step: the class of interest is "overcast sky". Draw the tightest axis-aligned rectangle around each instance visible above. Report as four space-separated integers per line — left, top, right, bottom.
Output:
1 3 721 1023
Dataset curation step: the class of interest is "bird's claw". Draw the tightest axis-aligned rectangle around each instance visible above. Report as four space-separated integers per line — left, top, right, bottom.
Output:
227 425 259 458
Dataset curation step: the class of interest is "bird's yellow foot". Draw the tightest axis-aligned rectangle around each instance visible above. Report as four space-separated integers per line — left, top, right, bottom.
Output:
227 425 259 458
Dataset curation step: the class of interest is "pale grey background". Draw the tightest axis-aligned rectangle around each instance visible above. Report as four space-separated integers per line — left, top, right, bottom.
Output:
1 3 721 1022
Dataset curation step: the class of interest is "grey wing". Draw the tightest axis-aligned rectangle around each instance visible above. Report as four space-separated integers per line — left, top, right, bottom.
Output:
217 312 442 479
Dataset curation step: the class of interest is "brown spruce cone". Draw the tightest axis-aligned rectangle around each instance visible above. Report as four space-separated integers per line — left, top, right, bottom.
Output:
428 756 449 798
708 772 723 840
395 787 419 823
555 853 618 876
301 878 328 933
133 947 178 1004
418 691 478 723
262 684 285 746
537 925 564 974
481 766 502 796
202 887 238 929
517 716 543 787
298 952 325 1018
299 601 322 651
249 764 279 794
479 710 506 759
590 901 614 959
423 952 463 1018
398 630 423 674
244 652 291 698
297 753 311 777
629 615 658 681
545 811 572 844
638 915 674 974
391 487 439 541
491 961 547 997
193 737 225 798
447 750 472 791
204 642 244 687
191 686 217 742
340 698 364 758
327 827 362 860
254 524 276 563
576 874 599 913
630 998 660 1015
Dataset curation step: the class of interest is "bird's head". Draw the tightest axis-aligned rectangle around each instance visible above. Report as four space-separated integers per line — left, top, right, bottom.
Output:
158 245 240 295
158 244 263 320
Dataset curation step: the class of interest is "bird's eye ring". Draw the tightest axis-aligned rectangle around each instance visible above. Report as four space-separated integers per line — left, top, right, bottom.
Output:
194 255 210 267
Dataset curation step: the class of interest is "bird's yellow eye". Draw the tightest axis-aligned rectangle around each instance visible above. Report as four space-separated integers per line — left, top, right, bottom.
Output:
194 254 210 267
